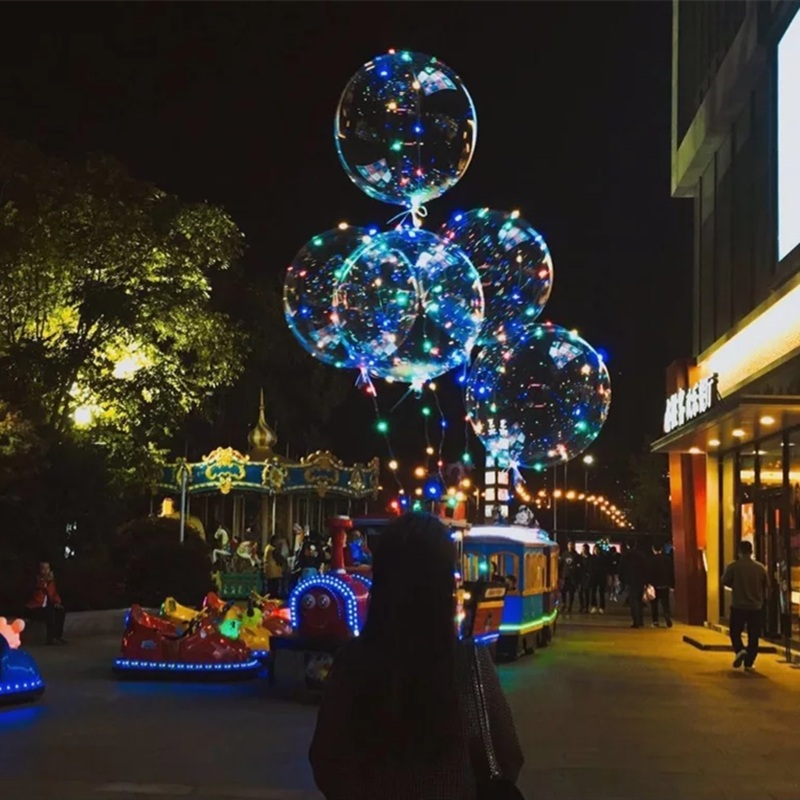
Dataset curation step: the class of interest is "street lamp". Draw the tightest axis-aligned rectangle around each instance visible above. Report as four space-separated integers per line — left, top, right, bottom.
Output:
582 455 595 532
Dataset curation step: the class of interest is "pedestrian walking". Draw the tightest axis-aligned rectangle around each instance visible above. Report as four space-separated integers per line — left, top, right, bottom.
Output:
589 544 607 614
648 541 674 627
722 540 769 671
559 540 579 615
578 543 592 613
620 540 648 628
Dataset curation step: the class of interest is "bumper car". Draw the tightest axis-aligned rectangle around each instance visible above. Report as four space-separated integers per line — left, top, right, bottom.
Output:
0 618 45 705
113 604 259 679
249 592 293 638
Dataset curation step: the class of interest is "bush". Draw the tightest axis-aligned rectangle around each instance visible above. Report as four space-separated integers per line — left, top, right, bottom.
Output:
114 516 212 607
59 549 126 612
0 547 28 616
125 540 212 608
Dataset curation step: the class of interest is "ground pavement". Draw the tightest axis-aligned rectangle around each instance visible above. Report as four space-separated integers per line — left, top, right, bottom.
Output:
1 605 799 800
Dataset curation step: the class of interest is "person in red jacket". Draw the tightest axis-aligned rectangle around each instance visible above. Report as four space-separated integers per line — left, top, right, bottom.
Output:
25 561 66 645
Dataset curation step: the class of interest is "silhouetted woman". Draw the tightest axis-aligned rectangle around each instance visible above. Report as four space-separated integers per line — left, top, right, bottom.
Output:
309 513 523 799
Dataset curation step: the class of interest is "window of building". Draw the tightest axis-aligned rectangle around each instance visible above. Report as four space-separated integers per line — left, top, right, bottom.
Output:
778 10 800 262
758 435 783 637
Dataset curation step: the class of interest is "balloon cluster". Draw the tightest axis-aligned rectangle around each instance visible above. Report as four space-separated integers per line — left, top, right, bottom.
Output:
284 49 611 470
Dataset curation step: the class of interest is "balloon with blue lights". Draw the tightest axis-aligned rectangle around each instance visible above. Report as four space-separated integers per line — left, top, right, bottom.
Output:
284 225 374 367
440 208 553 345
333 227 484 385
282 47 612 473
465 324 611 470
335 50 477 210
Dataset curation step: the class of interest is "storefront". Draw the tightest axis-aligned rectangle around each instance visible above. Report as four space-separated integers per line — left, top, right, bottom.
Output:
652 279 800 645
658 2 800 648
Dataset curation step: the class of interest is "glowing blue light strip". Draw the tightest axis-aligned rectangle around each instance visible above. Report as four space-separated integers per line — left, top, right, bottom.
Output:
288 574 361 636
250 650 269 660
348 574 373 590
473 632 501 646
0 677 45 697
113 658 259 673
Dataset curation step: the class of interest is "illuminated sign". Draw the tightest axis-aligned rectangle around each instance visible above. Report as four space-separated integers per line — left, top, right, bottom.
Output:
663 374 718 434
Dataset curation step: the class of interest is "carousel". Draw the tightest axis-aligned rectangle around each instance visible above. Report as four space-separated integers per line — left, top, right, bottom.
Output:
155 392 380 598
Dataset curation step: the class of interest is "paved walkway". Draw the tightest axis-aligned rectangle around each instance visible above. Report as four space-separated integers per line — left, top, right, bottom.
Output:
1 608 799 799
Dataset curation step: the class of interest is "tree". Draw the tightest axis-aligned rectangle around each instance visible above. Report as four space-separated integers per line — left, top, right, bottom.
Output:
628 438 670 538
0 136 247 487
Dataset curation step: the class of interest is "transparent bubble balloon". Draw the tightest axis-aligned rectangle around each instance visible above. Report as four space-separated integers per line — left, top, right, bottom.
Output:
330 229 420 374
335 50 477 209
335 227 484 385
465 324 611 470
441 208 553 345
284 225 373 367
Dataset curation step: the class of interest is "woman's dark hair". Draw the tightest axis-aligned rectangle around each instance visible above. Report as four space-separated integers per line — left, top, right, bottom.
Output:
348 513 458 761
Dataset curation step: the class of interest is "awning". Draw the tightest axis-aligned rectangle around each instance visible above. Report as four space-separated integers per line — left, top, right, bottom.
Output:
651 394 800 454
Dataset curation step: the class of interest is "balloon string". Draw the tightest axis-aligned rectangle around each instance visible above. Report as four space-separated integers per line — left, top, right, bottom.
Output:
389 385 416 413
386 203 428 230
355 368 376 397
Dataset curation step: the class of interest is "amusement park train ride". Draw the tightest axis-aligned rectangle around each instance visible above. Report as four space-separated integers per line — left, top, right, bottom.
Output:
269 512 560 689
0 617 45 705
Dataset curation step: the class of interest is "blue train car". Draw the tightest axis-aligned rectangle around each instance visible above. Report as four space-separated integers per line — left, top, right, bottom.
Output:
462 525 559 661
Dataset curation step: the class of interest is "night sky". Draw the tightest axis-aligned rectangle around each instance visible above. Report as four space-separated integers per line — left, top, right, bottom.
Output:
0 2 693 502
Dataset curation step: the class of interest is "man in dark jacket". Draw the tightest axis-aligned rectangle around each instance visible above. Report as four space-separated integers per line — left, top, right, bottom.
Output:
722 539 769 670
648 542 674 627
559 541 579 615
620 540 648 628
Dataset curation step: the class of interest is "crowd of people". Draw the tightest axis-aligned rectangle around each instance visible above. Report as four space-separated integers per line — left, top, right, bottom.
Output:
559 539 675 629
259 524 373 599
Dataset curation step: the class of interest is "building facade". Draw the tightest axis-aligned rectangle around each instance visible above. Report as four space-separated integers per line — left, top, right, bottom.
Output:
653 1 800 647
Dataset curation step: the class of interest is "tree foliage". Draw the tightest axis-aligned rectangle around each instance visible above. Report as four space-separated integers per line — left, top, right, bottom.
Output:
0 136 247 486
628 438 670 537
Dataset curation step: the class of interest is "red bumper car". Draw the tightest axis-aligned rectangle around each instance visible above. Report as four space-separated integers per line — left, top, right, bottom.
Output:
113 604 259 679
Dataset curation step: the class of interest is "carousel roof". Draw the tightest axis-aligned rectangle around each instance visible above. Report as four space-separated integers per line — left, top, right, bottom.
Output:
158 446 379 499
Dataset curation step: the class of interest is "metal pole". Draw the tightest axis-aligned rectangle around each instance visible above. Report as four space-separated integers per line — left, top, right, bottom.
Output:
179 464 188 544
552 467 557 532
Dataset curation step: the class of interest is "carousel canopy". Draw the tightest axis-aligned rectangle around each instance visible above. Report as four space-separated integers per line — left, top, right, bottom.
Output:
158 447 380 499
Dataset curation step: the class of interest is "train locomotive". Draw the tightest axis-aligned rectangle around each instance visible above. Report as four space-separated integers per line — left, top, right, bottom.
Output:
462 524 559 661
270 516 370 689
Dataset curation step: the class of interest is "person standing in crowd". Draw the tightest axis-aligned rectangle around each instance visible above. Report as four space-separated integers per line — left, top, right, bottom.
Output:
620 540 648 629
606 544 621 602
263 535 287 598
649 541 674 627
578 543 592 613
559 540 579 616
25 561 66 645
722 540 769 670
589 544 607 615
309 513 523 799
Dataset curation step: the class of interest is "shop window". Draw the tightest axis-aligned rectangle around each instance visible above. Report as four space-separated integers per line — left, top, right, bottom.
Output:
738 451 757 547
787 429 800 644
758 435 784 638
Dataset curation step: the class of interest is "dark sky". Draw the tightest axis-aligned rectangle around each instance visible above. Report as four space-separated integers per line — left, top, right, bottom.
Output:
0 1 693 501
